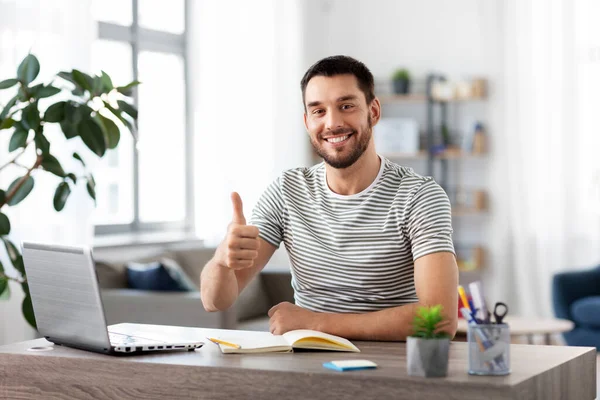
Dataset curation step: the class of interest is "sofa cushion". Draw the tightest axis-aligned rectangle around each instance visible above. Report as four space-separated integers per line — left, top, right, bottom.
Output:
570 296 600 328
96 261 128 289
126 259 198 292
235 276 271 322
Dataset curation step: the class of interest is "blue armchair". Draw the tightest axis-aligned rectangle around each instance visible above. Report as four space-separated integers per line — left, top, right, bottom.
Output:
552 265 600 349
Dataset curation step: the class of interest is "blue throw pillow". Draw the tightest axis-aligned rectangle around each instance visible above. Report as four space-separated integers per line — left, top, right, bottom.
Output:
570 296 600 329
126 259 196 292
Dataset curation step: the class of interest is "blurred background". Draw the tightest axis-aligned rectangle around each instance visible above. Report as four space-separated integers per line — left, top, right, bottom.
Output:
1 0 600 352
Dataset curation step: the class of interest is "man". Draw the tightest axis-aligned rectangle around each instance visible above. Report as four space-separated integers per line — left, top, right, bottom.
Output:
201 55 458 341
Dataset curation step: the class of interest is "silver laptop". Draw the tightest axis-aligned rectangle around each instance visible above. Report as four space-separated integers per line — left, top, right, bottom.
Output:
21 241 204 355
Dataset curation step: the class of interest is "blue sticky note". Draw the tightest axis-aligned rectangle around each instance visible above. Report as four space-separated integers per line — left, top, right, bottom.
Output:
323 360 378 372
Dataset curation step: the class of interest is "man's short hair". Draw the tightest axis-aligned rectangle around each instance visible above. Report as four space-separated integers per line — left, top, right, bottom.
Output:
300 55 375 110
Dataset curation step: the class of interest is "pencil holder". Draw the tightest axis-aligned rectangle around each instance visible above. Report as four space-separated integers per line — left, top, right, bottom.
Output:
467 324 510 376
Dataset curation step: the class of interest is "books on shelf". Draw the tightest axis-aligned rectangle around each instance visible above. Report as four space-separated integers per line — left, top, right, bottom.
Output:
208 329 360 354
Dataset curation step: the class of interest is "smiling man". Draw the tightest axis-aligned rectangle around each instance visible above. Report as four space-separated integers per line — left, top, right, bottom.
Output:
200 55 458 341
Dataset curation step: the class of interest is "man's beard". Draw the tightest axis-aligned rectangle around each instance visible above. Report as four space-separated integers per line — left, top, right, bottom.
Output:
311 116 372 169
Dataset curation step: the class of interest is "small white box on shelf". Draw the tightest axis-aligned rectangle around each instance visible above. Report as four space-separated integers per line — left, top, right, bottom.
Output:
374 118 419 154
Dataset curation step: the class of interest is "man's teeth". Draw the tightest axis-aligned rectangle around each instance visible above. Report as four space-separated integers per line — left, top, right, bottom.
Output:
327 135 349 143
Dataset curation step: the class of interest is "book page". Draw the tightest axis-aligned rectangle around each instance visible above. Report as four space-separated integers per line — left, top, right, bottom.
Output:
282 330 360 352
210 331 291 354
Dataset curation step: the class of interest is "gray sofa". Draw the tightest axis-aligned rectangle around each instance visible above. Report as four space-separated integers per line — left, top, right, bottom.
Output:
93 241 293 331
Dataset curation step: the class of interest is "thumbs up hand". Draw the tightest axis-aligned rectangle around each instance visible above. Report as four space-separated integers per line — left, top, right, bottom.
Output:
220 192 260 270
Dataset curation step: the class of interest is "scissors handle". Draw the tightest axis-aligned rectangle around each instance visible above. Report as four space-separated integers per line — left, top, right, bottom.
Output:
493 302 509 324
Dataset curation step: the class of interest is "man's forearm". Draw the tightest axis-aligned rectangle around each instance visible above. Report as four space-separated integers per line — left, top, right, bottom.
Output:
316 303 457 341
200 246 239 312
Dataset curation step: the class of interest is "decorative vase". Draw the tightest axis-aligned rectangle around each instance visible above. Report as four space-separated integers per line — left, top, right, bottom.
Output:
392 79 410 94
407 336 450 377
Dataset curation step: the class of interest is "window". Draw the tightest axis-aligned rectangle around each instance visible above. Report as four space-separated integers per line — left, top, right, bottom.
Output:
91 0 192 235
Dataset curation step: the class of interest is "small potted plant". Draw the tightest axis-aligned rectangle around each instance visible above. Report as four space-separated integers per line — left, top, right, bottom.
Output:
407 305 451 377
391 68 411 94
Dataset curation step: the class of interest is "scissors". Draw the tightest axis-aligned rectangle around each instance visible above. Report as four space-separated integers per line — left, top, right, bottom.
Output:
484 302 508 324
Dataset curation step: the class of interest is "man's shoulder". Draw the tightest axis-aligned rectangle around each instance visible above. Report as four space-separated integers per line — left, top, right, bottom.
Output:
279 162 323 185
381 157 435 190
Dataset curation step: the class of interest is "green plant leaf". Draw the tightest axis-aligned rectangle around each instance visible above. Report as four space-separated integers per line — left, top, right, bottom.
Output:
0 117 15 130
41 154 66 177
53 181 71 211
44 101 66 122
116 80 141 96
57 71 76 85
0 212 10 235
0 276 8 300
87 174 96 204
0 95 18 120
22 102 40 131
117 100 138 120
36 85 61 99
6 176 34 206
78 118 106 157
0 190 5 205
8 129 28 152
17 54 40 85
72 69 93 92
100 71 113 92
96 114 120 149
2 238 24 275
34 132 50 155
73 152 86 166
59 120 78 139
0 79 19 90
66 173 77 184
22 294 36 329
92 76 104 95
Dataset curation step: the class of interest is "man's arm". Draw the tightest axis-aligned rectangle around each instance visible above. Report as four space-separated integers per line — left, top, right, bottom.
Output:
268 251 458 340
200 192 278 312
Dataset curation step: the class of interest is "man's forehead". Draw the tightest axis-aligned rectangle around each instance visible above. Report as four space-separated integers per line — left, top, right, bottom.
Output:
304 74 364 104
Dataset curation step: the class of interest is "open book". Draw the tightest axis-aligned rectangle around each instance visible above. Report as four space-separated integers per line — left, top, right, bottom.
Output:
209 329 360 354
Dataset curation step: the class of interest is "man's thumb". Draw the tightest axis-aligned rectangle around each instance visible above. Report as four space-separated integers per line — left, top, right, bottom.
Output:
231 192 246 225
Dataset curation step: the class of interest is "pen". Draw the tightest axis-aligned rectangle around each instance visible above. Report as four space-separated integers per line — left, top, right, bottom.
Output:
458 286 471 312
207 337 241 349
469 281 488 322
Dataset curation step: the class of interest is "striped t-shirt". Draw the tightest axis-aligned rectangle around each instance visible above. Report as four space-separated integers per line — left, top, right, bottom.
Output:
250 156 455 313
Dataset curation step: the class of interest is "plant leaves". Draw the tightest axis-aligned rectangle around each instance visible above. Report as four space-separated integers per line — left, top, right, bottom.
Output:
44 101 66 122
100 71 113 92
8 129 28 152
117 100 138 120
41 154 66 177
17 54 40 85
87 174 96 204
78 118 106 157
116 80 141 96
57 71 76 85
6 176 34 206
0 276 8 300
0 190 5 204
22 102 40 131
0 117 15 130
66 173 77 184
60 120 78 139
97 114 120 149
0 212 10 235
34 132 50 155
22 294 37 329
53 181 71 211
72 69 93 92
36 85 61 99
0 79 19 90
0 95 18 120
73 152 86 166
2 237 24 275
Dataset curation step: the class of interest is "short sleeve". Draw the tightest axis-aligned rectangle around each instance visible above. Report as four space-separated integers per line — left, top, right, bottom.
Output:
249 177 285 248
404 179 455 261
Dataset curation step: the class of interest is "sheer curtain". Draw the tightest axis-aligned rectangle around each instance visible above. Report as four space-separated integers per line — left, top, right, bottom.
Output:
189 0 310 245
0 0 95 344
486 0 600 317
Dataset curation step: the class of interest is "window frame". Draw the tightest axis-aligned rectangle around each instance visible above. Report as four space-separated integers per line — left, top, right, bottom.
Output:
94 0 194 236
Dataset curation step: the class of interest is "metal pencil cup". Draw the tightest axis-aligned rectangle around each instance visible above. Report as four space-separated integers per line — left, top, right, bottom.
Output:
467 324 511 376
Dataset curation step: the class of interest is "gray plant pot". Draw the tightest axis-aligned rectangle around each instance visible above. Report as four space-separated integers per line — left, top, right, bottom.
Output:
407 336 450 377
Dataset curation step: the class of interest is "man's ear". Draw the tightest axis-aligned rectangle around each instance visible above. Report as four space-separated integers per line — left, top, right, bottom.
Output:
370 97 382 126
303 112 308 131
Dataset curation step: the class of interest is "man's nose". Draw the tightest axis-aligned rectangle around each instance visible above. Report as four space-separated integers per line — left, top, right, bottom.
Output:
325 109 344 132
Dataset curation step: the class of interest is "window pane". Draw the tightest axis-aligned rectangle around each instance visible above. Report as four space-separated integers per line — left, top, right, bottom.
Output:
90 39 135 226
138 51 186 222
92 0 133 26
139 0 185 34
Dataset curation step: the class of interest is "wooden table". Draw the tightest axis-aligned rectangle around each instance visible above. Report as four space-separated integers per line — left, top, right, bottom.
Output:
0 324 596 400
457 316 575 344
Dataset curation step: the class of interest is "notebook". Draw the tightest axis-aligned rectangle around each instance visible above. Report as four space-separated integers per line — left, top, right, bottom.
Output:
209 329 360 354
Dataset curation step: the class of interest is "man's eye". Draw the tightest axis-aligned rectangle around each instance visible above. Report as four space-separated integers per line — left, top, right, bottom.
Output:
312 109 324 115
341 104 354 110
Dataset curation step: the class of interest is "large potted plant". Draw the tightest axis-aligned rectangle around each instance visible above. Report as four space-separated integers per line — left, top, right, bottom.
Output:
0 54 139 328
407 305 451 377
